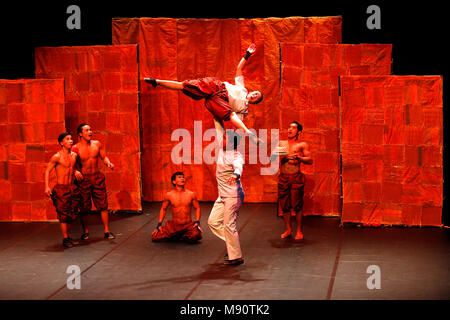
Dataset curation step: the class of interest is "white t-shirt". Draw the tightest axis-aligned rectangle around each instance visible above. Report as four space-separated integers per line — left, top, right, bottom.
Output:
216 148 244 198
223 75 248 118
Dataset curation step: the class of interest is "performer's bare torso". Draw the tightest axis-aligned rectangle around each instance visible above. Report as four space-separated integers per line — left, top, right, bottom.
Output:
166 189 196 225
74 140 102 174
55 151 78 185
281 140 306 174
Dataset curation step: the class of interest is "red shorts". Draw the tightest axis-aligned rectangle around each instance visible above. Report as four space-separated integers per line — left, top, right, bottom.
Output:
51 184 81 223
278 172 305 213
79 172 108 212
182 77 233 121
152 220 202 243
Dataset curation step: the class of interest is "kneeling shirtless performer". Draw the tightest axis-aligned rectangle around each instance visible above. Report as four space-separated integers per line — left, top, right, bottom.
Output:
152 172 202 243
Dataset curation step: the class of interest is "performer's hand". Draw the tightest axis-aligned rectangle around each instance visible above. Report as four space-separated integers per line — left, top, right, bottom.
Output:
151 229 159 237
74 170 84 181
106 162 115 170
44 187 52 197
247 43 256 54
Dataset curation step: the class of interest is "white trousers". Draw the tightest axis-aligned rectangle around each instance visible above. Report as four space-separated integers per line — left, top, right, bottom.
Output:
208 193 244 260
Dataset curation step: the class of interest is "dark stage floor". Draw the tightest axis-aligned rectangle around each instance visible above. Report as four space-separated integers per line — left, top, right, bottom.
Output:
0 202 449 300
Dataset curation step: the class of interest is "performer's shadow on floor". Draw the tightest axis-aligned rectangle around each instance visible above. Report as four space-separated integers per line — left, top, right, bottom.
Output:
107 260 266 291
42 237 108 252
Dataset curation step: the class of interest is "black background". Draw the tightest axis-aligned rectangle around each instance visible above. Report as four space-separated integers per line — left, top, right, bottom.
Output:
0 0 448 225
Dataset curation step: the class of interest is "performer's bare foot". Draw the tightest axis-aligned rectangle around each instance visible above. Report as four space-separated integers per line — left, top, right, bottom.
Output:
281 230 292 239
294 232 304 240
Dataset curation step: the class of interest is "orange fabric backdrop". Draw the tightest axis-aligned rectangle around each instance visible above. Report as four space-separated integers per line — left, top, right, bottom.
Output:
112 16 343 202
35 45 142 212
280 43 392 216
340 76 443 226
0 79 65 221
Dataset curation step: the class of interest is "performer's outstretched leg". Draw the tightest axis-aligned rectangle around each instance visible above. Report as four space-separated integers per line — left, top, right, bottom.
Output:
144 78 183 90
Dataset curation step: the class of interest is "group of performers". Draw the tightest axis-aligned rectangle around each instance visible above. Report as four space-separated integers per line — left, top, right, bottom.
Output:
45 44 312 266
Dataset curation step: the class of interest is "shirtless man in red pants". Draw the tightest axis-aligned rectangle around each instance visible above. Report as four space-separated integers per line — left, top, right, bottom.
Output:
144 44 263 145
45 132 83 248
72 123 115 240
151 172 202 243
278 121 313 240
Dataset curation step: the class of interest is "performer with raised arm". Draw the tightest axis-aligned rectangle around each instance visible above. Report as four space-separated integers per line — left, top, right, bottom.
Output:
144 44 263 145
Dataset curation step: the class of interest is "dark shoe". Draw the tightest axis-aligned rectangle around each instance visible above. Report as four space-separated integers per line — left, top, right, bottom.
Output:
104 232 116 239
223 257 244 266
81 233 89 240
144 78 157 87
68 237 79 245
62 238 74 248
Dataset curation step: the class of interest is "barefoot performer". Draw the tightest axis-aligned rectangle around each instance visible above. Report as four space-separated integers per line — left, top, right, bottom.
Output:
277 121 312 240
144 44 263 144
72 123 116 240
44 132 83 248
152 172 202 243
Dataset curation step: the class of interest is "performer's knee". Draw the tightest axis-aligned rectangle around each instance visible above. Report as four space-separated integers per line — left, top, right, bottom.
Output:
208 217 219 228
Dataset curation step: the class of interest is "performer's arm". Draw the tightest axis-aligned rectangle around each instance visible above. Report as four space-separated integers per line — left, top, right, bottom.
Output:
156 194 170 231
44 154 58 197
295 143 313 165
72 153 84 181
236 44 256 78
192 193 201 230
300 143 313 164
226 155 244 185
98 141 115 170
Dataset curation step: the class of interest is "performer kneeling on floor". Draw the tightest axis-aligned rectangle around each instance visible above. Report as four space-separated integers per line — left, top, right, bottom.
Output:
45 132 83 248
152 172 202 243
208 131 245 266
276 121 312 240
144 44 263 145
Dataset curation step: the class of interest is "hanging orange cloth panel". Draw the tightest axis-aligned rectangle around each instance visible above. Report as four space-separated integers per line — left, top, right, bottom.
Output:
0 79 65 221
112 16 342 202
35 45 142 212
280 43 392 216
340 75 443 226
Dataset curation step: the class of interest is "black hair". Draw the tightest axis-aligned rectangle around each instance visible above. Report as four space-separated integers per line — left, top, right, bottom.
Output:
57 132 71 146
254 91 263 104
77 123 89 136
291 121 303 132
171 171 184 186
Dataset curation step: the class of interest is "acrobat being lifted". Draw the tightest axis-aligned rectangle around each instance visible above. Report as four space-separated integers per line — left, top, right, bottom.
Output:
144 44 263 145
